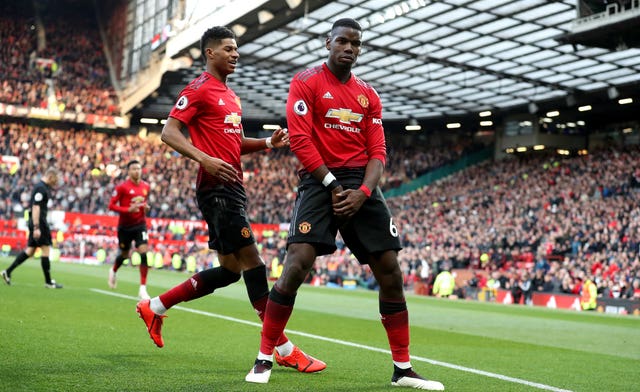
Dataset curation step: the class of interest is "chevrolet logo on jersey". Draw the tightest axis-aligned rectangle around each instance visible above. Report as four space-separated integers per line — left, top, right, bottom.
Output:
224 112 242 126
325 108 363 124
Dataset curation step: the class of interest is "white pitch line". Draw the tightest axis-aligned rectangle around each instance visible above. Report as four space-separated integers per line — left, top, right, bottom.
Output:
92 288 573 392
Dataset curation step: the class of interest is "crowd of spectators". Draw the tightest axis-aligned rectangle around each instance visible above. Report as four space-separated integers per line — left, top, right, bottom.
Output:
0 122 465 223
387 144 640 302
0 122 199 220
381 139 484 190
1 121 639 303
40 4 119 116
0 2 119 116
1 0 637 307
253 142 640 303
0 3 49 108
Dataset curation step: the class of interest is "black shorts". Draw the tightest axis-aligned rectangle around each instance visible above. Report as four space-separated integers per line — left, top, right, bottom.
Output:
117 224 148 251
197 191 255 255
287 169 402 264
27 225 52 248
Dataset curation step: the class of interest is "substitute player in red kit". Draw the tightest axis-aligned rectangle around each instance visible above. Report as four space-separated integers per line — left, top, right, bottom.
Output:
108 160 152 299
246 19 444 390
135 26 325 375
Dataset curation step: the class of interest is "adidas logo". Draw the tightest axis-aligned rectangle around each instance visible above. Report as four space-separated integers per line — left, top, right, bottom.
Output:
322 91 333 99
218 98 225 105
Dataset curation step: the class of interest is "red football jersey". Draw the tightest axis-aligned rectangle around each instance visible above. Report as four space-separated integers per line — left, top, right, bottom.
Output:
169 71 244 190
286 63 387 173
108 179 150 228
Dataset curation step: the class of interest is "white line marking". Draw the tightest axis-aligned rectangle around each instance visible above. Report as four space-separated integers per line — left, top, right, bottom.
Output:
92 288 574 392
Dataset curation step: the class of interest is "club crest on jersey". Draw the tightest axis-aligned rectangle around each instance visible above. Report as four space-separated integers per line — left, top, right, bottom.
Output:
175 96 188 110
298 222 311 234
293 100 308 116
325 108 363 124
224 112 242 126
241 227 252 238
357 94 369 108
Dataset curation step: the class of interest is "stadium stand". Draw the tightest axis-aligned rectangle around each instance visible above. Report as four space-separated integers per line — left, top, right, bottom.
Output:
0 1 638 312
0 2 119 116
4 119 637 302
0 3 49 108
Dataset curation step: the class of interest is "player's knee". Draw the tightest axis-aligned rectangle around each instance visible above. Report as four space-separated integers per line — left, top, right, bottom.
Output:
376 265 404 294
220 267 242 285
282 261 311 287
284 249 315 275
380 277 404 294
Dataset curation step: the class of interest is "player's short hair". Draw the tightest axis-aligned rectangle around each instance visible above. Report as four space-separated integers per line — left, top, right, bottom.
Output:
43 167 59 185
44 167 59 177
127 160 140 169
200 26 235 58
330 18 362 35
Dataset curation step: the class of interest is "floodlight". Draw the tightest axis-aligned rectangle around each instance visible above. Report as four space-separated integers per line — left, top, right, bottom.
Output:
258 10 274 24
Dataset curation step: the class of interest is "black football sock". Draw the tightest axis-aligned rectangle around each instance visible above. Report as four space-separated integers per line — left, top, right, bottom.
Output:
6 251 29 275
113 254 125 272
41 256 52 284
243 265 290 346
243 264 269 303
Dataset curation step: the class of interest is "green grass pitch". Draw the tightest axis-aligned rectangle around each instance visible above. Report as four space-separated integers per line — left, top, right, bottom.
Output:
0 257 638 391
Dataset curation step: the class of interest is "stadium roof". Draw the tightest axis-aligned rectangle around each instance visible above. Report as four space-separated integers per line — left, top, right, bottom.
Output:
133 0 640 129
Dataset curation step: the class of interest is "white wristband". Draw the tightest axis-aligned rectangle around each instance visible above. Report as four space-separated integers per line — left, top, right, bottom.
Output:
321 172 337 187
265 137 274 149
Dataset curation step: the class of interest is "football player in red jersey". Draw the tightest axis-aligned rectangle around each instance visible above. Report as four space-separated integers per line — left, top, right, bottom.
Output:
135 26 325 375
246 19 444 390
108 160 152 299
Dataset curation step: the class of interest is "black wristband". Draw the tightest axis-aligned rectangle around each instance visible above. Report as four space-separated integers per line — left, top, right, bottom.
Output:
327 180 341 191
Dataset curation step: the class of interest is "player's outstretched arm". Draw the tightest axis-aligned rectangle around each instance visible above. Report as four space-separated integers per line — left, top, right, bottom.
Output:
240 127 289 154
269 127 289 148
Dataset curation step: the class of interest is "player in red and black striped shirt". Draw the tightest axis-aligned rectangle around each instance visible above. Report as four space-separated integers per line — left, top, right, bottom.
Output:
135 26 324 374
246 18 444 390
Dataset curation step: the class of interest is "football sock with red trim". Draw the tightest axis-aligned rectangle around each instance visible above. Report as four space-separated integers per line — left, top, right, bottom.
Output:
244 265 289 346
380 298 410 363
259 285 296 355
113 254 125 272
139 253 148 285
159 267 240 309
